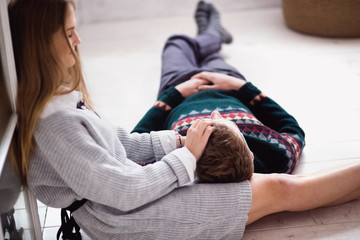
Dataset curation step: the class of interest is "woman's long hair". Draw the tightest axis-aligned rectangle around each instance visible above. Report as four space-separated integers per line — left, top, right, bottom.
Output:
8 0 93 184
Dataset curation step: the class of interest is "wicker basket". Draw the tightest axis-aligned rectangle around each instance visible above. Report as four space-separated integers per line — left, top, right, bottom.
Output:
282 0 360 37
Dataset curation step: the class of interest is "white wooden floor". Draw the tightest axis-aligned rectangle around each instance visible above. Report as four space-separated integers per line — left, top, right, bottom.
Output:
35 2 360 239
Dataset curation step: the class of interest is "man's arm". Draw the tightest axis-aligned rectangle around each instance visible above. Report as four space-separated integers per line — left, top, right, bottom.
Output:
236 82 305 141
192 71 305 142
192 71 305 173
236 82 305 173
132 87 183 133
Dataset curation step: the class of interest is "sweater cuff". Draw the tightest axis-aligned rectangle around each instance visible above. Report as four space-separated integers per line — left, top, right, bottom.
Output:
236 82 262 104
157 130 177 155
171 147 196 182
157 87 185 109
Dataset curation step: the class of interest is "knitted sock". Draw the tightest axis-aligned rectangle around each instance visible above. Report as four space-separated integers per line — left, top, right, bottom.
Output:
205 3 233 44
195 1 210 35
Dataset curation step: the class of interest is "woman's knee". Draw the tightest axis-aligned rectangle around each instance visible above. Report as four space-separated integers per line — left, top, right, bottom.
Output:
248 173 299 223
268 174 301 211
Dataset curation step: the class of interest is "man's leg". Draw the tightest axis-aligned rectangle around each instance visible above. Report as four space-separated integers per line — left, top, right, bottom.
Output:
158 33 222 96
196 1 233 44
247 162 360 225
158 1 240 95
199 51 246 81
158 32 246 95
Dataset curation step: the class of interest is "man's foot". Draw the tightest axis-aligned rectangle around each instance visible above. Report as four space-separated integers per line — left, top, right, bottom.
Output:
206 3 233 44
195 1 210 35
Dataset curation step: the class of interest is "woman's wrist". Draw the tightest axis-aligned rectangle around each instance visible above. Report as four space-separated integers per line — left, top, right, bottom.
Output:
175 132 184 148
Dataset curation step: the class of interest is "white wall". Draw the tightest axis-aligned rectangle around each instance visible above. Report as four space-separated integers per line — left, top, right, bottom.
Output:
76 0 281 24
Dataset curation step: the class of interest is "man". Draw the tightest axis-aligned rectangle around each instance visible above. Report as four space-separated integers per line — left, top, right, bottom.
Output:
133 1 305 182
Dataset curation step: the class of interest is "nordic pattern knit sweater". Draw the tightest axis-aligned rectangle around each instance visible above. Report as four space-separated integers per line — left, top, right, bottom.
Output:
133 82 305 173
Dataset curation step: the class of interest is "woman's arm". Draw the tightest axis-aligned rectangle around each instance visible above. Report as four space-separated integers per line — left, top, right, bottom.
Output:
33 111 212 211
33 113 194 211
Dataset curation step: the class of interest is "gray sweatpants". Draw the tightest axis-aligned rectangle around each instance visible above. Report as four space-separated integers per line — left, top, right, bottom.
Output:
158 33 246 96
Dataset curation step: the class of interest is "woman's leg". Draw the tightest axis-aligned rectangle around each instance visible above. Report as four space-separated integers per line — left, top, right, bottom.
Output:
247 161 360 225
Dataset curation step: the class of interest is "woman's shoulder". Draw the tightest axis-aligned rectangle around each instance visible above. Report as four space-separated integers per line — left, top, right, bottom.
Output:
41 91 83 118
40 107 88 122
36 108 100 136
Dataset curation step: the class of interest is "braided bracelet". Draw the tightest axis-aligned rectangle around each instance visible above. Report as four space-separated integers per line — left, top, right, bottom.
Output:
176 133 183 148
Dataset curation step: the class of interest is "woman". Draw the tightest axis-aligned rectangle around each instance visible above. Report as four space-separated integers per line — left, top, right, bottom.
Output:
8 0 360 239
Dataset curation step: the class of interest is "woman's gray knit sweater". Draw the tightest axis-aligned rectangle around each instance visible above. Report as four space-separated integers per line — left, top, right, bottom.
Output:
27 93 252 240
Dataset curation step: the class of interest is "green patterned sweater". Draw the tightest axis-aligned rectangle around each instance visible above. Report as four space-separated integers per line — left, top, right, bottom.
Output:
133 82 305 173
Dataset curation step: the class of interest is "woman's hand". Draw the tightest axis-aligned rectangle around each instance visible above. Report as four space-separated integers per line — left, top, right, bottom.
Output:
175 78 209 98
185 119 214 161
191 71 246 91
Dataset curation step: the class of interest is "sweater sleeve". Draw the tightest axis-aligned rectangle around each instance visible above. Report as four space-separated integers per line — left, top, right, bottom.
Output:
118 128 196 181
31 112 194 211
236 82 305 143
132 87 184 133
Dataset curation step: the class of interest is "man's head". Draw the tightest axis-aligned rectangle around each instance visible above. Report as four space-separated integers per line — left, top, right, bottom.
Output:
196 111 254 183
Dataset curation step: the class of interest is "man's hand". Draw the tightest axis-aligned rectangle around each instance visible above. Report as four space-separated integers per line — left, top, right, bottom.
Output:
175 78 209 98
191 71 246 91
185 119 214 161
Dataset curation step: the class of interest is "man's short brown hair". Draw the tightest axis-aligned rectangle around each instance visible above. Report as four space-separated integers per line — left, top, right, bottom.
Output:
196 122 254 183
